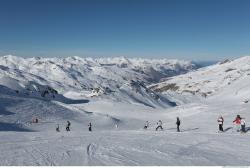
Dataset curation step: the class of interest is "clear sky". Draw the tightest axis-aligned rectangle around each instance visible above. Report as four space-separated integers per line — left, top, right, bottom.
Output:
0 0 250 61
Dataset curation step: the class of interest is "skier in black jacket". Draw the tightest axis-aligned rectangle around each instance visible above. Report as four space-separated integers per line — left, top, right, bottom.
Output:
66 121 71 131
176 117 181 132
88 122 92 132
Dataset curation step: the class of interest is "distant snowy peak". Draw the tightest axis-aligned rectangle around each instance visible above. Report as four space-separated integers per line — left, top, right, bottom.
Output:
151 56 250 98
0 55 198 84
0 54 196 67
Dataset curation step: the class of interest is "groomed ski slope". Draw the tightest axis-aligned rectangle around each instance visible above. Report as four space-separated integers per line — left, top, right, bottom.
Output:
0 130 249 166
0 89 250 166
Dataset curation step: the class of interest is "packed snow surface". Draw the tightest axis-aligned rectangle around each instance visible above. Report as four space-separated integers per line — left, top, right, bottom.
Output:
0 55 250 166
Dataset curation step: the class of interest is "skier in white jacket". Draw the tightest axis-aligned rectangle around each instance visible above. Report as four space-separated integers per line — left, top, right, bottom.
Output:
144 121 149 129
217 116 224 132
241 119 246 133
156 120 163 131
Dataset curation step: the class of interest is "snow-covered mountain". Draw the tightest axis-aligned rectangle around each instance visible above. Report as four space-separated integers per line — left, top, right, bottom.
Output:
0 55 196 108
0 55 196 87
150 56 250 102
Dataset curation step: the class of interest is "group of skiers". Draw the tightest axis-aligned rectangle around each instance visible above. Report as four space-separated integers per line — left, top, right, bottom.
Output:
217 115 247 133
56 121 92 132
56 121 71 132
53 115 247 134
144 117 181 132
143 115 247 133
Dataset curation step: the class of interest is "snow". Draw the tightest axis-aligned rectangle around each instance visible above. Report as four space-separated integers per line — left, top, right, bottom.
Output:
151 56 250 100
0 55 250 166
0 131 249 166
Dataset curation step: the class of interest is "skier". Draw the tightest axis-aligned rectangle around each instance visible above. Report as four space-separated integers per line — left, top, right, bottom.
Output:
88 122 92 132
66 121 71 131
115 124 118 129
156 120 163 131
56 124 60 132
217 115 224 132
176 117 181 132
241 118 246 133
32 117 38 123
233 115 241 132
144 121 149 129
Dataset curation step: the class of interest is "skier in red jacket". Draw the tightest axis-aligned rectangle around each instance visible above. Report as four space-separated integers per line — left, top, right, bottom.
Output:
233 115 241 132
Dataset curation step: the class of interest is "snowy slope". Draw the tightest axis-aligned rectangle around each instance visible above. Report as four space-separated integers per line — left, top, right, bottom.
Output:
1 55 250 166
150 56 250 100
1 89 250 166
1 131 250 166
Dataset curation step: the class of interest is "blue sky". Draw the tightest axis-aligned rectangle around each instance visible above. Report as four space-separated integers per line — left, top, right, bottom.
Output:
0 0 250 61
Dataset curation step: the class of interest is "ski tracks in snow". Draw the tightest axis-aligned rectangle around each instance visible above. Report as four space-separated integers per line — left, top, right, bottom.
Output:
1 131 250 166
86 143 98 165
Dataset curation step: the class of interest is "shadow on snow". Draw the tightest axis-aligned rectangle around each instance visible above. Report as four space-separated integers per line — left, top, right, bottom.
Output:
0 122 33 132
181 128 199 132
